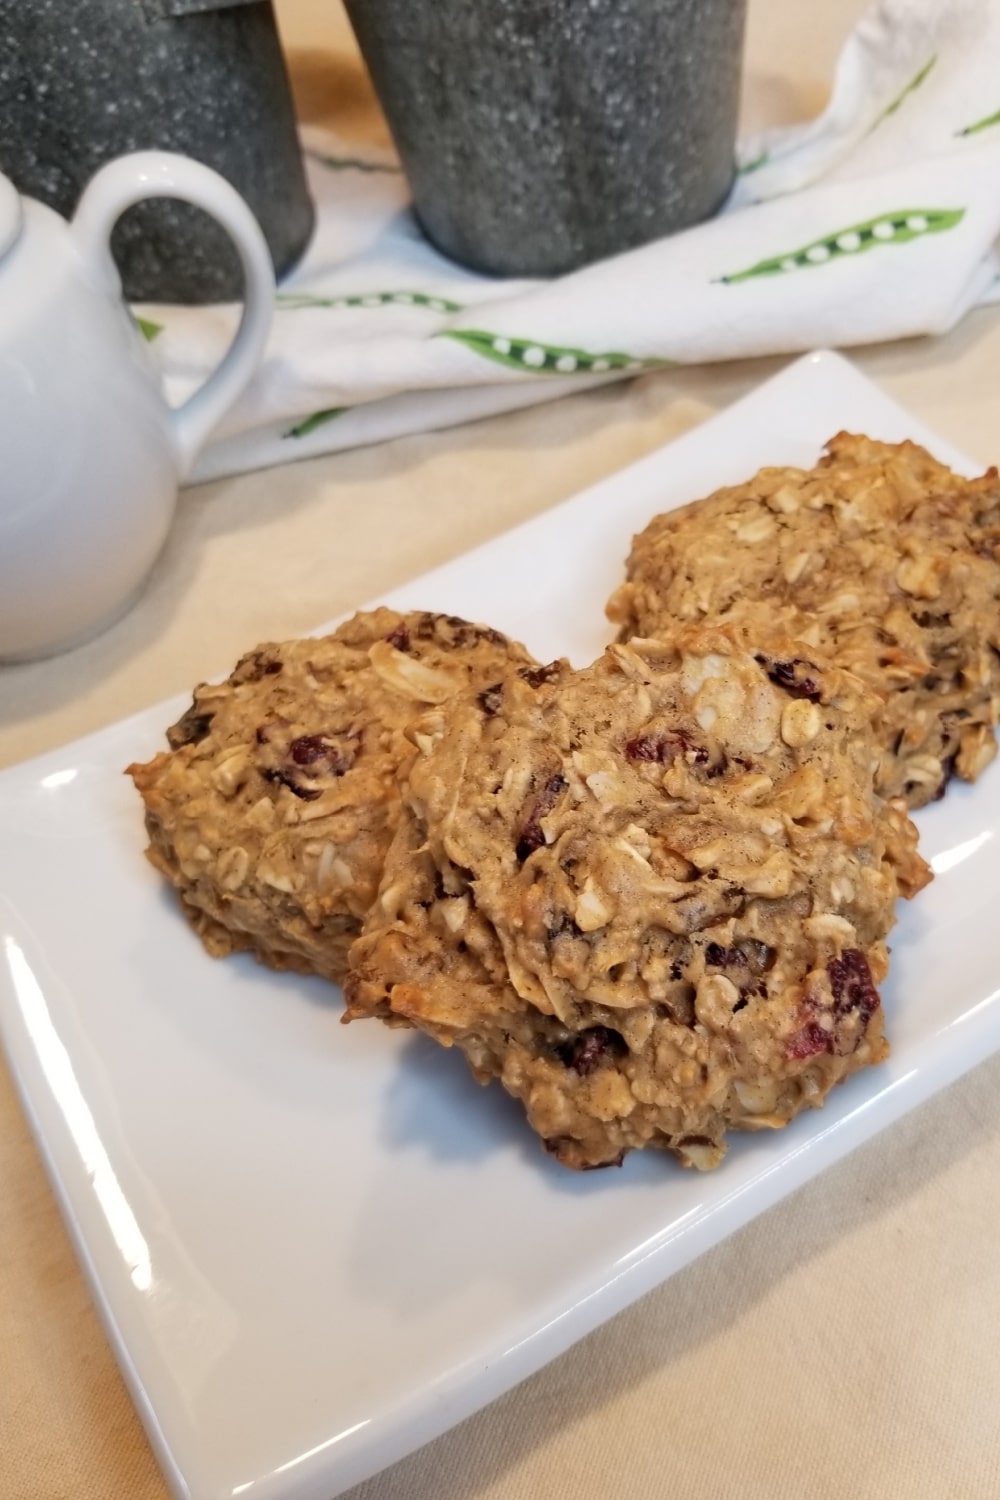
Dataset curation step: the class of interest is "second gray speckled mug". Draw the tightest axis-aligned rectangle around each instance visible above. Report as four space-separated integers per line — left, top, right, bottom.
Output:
344 0 748 277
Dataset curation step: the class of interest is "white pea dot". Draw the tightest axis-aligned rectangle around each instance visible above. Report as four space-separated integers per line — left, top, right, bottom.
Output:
522 345 547 368
805 243 831 263
394 293 414 304
780 257 799 273
361 295 382 307
428 299 447 311
333 299 348 308
555 354 578 372
836 231 862 252
591 358 611 372
872 220 897 240
906 214 929 232
492 337 512 356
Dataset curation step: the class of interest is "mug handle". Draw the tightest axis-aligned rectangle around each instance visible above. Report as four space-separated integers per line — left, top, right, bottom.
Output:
70 151 275 478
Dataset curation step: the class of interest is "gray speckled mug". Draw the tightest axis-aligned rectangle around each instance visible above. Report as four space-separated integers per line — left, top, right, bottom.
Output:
343 0 747 277
0 0 313 303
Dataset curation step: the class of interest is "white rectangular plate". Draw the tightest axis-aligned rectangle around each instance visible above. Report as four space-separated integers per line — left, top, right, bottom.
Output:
3 350 999 1500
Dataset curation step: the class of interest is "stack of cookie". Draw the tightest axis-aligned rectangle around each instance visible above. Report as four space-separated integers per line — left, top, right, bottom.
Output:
129 434 1000 1171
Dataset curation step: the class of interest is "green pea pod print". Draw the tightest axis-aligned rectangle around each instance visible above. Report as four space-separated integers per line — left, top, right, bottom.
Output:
277 290 463 313
720 207 964 285
135 316 164 342
736 150 770 177
441 329 665 375
867 55 937 135
284 407 347 440
957 106 1000 138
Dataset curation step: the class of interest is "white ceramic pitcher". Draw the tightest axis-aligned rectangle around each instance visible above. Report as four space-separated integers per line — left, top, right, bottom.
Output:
0 152 275 662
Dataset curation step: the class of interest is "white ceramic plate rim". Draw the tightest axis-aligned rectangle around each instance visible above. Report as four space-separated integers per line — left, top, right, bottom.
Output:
3 350 1000 1500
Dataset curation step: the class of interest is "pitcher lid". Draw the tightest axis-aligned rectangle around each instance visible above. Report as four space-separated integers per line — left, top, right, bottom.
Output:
0 175 23 263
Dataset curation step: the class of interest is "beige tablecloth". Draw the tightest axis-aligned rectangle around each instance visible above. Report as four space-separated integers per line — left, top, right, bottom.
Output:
4 4 1000 1497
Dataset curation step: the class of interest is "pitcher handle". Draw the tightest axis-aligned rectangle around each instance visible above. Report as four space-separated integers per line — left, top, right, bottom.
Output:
70 151 274 478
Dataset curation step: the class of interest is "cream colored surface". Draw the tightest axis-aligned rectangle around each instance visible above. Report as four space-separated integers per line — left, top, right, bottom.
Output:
3 3 1000 1496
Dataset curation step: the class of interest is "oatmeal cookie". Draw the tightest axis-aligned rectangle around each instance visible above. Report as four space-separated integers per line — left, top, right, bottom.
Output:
607 433 1000 807
345 627 929 1170
127 609 536 985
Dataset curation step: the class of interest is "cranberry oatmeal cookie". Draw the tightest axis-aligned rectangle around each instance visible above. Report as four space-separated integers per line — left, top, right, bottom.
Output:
128 609 536 985
345 626 929 1170
607 433 1000 807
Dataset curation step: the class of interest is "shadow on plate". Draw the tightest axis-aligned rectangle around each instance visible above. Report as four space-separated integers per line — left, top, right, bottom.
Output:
378 1028 671 1195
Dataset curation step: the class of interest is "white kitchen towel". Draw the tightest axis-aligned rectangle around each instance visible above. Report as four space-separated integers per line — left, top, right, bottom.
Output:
137 0 1000 483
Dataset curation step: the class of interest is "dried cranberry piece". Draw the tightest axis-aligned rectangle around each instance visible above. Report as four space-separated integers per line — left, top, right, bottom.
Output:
755 655 821 701
542 1138 625 1168
932 752 959 802
478 682 504 717
788 1020 831 1059
386 622 410 651
705 940 774 975
516 827 546 862
625 729 708 765
516 773 567 861
625 733 670 763
705 942 742 969
289 734 329 765
555 1025 627 1075
166 705 214 749
828 949 880 1024
261 767 322 801
233 649 283 683
260 731 358 783
408 614 436 641
452 617 507 647
518 662 564 689
288 733 354 775
415 614 507 649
